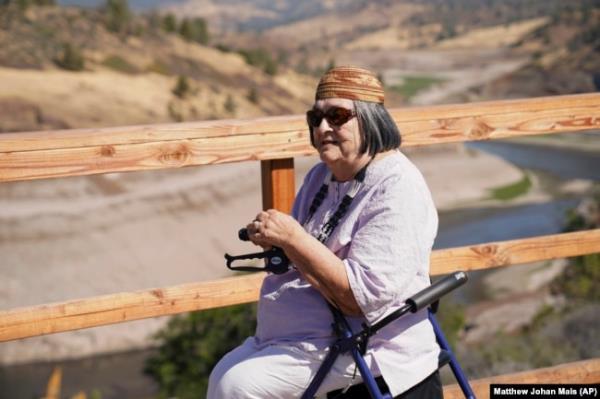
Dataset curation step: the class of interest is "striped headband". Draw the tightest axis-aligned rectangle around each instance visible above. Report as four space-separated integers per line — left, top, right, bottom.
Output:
316 66 384 104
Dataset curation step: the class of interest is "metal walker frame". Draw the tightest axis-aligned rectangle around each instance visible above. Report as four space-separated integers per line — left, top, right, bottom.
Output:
226 231 476 398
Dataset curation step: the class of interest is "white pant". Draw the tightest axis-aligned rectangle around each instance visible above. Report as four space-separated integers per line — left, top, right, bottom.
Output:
207 337 378 399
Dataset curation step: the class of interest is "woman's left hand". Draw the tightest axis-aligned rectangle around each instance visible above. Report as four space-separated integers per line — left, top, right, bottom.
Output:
246 209 304 249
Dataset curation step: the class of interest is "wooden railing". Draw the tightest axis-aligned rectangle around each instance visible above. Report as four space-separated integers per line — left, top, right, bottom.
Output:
1 93 599 397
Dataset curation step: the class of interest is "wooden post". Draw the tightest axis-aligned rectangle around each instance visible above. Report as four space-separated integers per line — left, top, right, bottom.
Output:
261 158 295 213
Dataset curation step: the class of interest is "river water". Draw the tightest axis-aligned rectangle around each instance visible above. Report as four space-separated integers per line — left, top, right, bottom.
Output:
437 138 599 251
435 138 599 302
1 139 598 399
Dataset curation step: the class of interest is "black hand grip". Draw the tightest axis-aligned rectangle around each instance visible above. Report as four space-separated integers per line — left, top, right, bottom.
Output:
239 228 249 241
406 271 468 312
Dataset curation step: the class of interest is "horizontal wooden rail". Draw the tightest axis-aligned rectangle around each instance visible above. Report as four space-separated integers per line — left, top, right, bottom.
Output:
1 229 598 342
431 228 600 274
1 93 598 182
0 274 266 342
443 358 600 398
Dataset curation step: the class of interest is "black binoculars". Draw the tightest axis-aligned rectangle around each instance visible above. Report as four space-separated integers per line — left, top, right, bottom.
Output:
224 228 291 274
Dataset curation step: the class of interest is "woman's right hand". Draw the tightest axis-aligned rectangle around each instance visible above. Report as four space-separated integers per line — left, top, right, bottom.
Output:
246 209 304 250
245 218 272 250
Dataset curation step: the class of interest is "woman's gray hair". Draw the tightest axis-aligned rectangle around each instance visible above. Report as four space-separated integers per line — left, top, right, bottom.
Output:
354 100 402 155
308 100 402 155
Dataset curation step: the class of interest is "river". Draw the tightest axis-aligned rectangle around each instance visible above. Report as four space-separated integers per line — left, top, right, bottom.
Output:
1 139 598 399
441 138 600 248
435 138 599 303
440 138 600 249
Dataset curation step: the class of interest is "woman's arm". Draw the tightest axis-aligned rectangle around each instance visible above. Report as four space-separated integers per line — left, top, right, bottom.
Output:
247 210 362 316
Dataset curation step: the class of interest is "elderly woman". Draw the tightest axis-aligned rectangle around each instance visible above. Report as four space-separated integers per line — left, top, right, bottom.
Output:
207 66 441 398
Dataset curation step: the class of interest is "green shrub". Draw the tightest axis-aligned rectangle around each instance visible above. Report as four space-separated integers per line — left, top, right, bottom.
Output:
552 253 600 302
224 94 236 114
162 13 177 33
146 60 170 75
104 0 130 34
179 17 209 45
54 43 85 71
247 86 259 104
215 43 232 53
179 18 193 41
101 54 137 74
436 23 456 41
388 75 445 100
145 304 257 399
263 58 278 76
489 174 531 201
238 48 278 76
551 187 600 302
477 330 575 372
172 75 190 98
436 300 466 348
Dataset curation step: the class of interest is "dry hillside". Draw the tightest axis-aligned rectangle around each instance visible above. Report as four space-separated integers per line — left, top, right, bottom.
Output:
197 0 600 83
0 2 319 364
0 4 316 132
443 5 600 102
161 0 367 33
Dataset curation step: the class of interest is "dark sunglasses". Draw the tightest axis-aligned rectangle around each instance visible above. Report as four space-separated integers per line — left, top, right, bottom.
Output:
306 106 356 128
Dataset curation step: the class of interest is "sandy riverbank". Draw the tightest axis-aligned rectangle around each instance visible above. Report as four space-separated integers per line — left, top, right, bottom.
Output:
0 142 585 364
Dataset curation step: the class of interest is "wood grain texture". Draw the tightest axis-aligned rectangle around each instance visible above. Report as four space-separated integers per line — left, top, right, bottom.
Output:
443 358 600 398
1 93 598 182
0 129 313 182
261 158 295 213
0 274 265 342
1 230 597 342
430 229 600 275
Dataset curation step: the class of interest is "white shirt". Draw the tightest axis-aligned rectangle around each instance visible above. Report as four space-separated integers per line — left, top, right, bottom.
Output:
255 150 440 396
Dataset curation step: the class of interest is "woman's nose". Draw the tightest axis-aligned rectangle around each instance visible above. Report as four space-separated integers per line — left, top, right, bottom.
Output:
315 117 331 133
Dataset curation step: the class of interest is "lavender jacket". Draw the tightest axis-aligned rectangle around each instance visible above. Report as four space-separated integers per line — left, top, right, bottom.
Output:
254 150 440 396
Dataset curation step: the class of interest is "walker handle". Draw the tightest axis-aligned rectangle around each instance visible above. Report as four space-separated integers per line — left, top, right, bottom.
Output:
406 271 468 312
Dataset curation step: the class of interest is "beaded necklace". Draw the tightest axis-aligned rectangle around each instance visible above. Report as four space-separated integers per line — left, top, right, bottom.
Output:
304 163 369 244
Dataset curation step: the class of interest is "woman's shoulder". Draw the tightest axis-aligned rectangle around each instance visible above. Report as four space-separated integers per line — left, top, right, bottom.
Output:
365 150 436 211
368 150 426 187
303 161 329 186
295 161 328 203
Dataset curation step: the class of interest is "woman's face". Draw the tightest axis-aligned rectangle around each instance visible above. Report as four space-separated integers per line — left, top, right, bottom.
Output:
310 98 363 168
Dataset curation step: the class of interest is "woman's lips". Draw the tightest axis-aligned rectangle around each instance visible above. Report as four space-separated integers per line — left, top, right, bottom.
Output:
320 139 338 146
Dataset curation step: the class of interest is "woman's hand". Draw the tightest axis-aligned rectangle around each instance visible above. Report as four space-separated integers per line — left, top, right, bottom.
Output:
245 209 304 249
246 209 362 316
